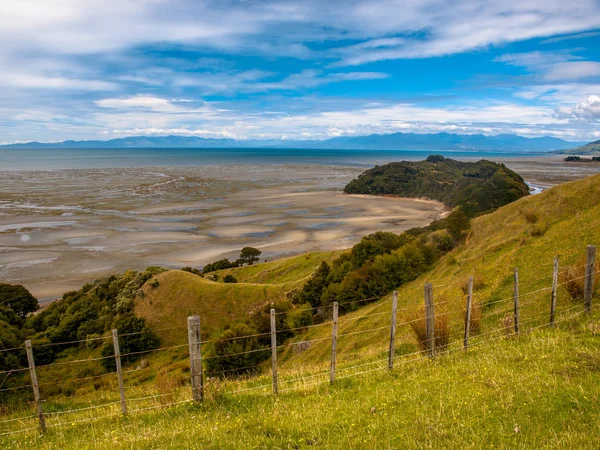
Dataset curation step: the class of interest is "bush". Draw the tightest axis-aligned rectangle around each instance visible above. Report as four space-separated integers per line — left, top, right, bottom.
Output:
181 267 202 276
101 315 159 370
429 229 454 253
223 275 238 283
205 323 268 377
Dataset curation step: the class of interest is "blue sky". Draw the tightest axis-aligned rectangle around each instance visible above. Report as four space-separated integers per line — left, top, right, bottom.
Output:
1 0 599 144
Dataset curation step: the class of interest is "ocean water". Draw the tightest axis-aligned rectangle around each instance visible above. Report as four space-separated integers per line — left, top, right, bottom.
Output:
0 147 543 171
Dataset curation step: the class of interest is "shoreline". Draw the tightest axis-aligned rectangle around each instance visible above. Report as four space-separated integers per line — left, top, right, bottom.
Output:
2 155 600 302
0 165 444 301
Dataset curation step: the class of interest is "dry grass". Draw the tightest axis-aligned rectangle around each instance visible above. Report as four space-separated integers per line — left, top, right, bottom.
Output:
464 302 482 336
409 307 451 352
559 257 599 301
460 275 486 295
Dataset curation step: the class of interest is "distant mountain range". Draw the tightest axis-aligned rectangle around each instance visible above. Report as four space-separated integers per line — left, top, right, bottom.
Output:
552 140 600 155
0 132 588 152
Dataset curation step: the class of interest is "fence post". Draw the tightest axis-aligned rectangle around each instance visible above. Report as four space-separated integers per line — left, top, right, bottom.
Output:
584 245 597 313
330 302 339 384
464 276 474 351
388 291 398 369
513 268 520 334
24 340 45 433
550 256 559 326
424 283 435 357
111 330 127 415
187 315 203 401
270 308 278 395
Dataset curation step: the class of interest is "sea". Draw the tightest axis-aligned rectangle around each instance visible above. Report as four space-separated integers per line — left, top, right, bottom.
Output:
0 148 544 171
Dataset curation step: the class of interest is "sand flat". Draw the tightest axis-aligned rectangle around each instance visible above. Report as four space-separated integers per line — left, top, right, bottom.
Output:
2 157 598 301
0 165 444 300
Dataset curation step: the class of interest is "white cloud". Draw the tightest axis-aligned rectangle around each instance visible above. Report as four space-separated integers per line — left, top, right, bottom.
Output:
554 95 600 121
494 51 600 82
0 72 116 90
109 128 238 139
544 62 600 81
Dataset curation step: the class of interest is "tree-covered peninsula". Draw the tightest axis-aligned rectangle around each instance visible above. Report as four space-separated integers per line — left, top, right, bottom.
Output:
344 155 530 215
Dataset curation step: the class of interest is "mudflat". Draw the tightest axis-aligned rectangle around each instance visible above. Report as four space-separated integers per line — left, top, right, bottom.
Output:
0 164 444 301
2 155 599 302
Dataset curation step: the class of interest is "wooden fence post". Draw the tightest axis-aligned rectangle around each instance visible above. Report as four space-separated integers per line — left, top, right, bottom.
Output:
330 302 339 384
424 283 435 357
24 340 45 433
187 315 203 401
513 268 520 334
550 256 559 326
464 276 474 351
111 330 127 415
584 245 597 313
388 291 398 369
270 308 278 395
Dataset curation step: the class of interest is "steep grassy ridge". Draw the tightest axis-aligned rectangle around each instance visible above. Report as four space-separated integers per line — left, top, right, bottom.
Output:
134 271 287 345
279 173 600 369
134 252 340 345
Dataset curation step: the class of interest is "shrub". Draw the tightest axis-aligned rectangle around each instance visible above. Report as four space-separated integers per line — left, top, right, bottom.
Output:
409 307 451 352
429 229 454 253
560 258 600 301
223 274 238 283
0 284 39 319
205 323 268 377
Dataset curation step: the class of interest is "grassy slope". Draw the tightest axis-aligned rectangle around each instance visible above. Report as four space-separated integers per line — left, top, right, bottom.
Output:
135 252 340 345
135 271 288 345
6 318 600 449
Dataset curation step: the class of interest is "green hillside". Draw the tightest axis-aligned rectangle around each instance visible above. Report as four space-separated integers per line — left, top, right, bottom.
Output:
555 140 600 155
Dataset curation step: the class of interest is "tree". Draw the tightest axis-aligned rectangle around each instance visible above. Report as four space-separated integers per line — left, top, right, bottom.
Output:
0 284 38 319
239 247 262 266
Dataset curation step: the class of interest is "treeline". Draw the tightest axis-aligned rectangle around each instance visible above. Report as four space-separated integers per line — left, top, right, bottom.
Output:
344 155 529 216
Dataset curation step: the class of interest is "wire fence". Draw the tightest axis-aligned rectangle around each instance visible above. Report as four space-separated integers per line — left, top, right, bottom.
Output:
0 245 598 437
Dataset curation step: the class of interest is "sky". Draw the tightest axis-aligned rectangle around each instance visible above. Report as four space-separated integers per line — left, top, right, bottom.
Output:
1 0 600 144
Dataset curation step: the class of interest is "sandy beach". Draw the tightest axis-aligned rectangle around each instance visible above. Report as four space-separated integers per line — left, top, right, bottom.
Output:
1 155 599 302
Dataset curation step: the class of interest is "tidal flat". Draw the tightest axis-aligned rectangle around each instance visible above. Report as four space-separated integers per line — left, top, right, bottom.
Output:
1 156 598 302
0 164 445 301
